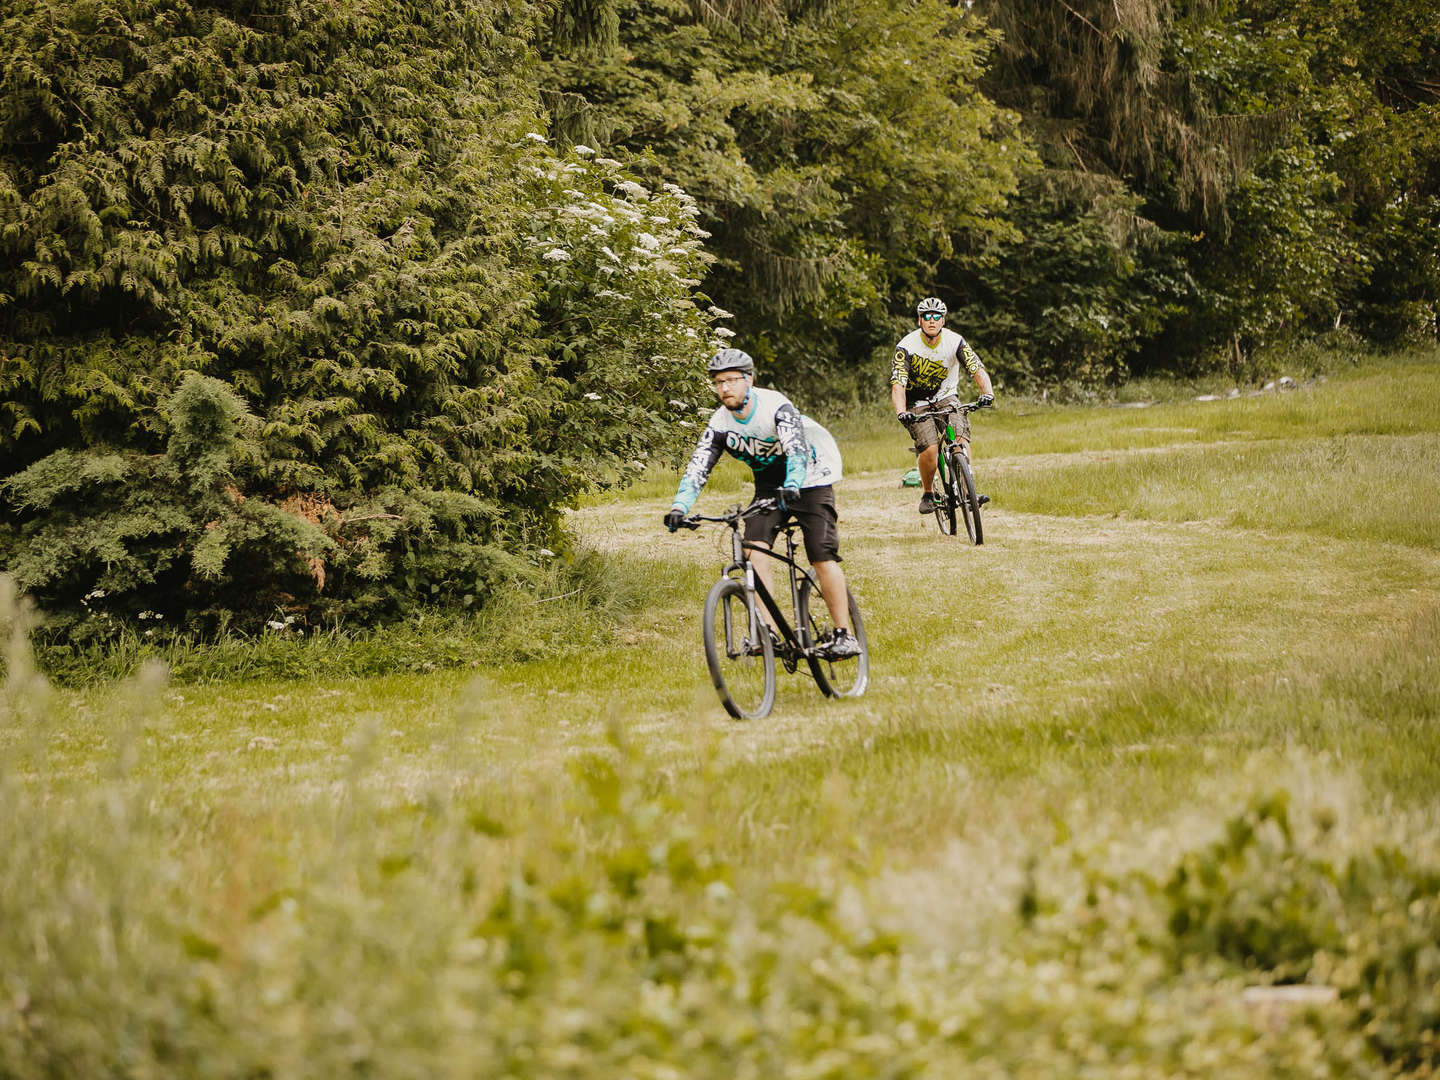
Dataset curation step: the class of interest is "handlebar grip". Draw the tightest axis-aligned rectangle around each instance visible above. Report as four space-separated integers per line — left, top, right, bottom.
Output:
680 517 701 530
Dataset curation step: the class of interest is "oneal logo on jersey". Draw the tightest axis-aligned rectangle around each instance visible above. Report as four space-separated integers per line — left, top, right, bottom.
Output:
726 432 779 458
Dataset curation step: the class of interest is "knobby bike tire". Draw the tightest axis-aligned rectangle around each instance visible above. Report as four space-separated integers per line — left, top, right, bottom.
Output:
797 579 869 698
952 447 983 545
933 445 959 536
702 577 776 720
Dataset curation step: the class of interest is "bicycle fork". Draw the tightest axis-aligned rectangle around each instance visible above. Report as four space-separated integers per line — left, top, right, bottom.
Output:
937 424 970 485
939 420 966 472
720 531 766 659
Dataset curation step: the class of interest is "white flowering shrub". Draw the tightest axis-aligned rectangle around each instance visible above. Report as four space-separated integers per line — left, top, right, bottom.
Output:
519 141 719 492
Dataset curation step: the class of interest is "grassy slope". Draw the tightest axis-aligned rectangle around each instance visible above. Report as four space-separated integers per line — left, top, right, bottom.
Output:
4 352 1439 1074
21 355 1440 852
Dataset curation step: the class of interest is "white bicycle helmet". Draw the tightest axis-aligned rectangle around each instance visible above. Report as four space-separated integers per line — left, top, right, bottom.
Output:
916 296 947 318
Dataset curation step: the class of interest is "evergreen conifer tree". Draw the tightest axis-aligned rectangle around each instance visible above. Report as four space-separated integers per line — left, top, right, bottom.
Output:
0 0 713 635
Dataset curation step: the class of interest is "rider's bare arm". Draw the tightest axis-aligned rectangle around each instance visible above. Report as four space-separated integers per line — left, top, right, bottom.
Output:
960 340 993 399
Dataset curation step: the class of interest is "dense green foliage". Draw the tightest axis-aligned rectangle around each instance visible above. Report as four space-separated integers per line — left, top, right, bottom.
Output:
1 0 713 632
961 0 1434 382
542 0 1437 387
540 0 1030 394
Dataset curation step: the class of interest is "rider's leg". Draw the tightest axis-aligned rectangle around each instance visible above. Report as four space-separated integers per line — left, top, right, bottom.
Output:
917 443 940 492
813 559 852 632
954 410 973 458
790 486 852 633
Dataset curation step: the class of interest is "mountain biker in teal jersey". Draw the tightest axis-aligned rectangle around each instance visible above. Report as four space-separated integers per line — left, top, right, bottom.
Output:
891 296 994 514
665 348 860 659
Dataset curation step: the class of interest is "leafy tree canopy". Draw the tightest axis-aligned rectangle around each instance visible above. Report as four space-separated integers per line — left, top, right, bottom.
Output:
539 0 1031 395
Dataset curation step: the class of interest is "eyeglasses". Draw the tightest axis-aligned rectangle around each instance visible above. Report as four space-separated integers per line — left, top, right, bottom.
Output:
712 375 747 390
920 313 944 322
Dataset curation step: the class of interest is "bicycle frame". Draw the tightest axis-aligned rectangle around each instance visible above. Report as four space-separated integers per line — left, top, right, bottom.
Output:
708 503 824 666
684 497 869 716
913 395 978 482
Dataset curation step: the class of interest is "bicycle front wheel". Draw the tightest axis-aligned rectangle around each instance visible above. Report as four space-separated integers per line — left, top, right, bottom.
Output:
798 579 869 698
702 578 776 720
952 448 983 545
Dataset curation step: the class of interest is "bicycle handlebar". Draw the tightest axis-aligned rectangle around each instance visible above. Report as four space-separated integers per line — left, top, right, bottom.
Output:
911 395 985 416
682 497 778 529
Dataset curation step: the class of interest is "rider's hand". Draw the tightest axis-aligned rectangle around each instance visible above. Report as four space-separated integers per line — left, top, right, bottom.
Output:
896 410 916 425
664 508 685 532
976 393 994 409
779 486 800 512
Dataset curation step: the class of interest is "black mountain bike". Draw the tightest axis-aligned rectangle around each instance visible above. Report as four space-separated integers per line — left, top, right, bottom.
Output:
912 395 985 545
679 499 868 719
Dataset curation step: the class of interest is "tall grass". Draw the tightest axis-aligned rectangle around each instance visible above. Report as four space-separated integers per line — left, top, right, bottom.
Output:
5 584 1438 1077
26 549 674 688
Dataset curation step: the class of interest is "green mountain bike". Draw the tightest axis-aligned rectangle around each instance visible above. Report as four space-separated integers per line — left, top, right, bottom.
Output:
678 498 869 719
912 395 985 544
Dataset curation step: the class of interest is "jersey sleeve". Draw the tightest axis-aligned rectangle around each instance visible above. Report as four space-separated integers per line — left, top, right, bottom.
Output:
958 336 984 376
671 420 726 512
890 346 911 386
775 401 809 490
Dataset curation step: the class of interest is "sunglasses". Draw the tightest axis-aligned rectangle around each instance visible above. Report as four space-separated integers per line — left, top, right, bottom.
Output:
920 313 944 322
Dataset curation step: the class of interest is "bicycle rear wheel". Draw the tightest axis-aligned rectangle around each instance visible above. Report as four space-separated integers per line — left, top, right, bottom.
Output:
702 578 776 719
798 578 869 698
933 449 958 535
952 447 983 545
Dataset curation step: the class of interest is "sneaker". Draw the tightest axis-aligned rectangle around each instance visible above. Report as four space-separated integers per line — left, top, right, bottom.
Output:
918 491 937 514
824 629 862 660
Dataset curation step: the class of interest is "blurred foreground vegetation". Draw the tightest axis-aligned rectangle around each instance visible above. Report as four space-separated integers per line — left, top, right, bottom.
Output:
3 0 1437 636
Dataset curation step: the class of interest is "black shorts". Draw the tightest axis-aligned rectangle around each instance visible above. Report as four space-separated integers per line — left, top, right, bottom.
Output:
745 485 841 564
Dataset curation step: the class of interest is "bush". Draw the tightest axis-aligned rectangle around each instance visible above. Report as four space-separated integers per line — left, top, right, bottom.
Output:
19 548 664 686
1158 793 1440 1075
0 0 715 636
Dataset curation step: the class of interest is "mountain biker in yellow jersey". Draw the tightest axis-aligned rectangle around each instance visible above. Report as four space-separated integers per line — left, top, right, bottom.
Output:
891 297 994 514
665 348 861 659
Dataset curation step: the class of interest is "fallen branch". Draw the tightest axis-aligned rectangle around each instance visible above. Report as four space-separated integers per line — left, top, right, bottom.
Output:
339 512 404 525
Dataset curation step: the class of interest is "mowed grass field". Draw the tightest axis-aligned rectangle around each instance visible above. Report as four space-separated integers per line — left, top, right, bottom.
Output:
3 351 1439 1076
